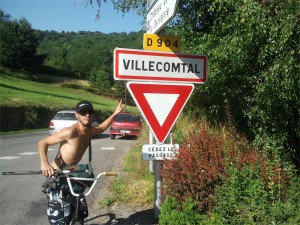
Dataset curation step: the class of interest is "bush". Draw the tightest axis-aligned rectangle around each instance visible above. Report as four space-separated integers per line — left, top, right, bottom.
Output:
161 121 225 213
159 197 204 225
159 117 298 224
160 196 226 225
213 167 300 224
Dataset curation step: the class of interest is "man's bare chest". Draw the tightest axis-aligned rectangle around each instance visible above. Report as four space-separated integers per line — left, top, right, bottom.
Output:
60 136 90 158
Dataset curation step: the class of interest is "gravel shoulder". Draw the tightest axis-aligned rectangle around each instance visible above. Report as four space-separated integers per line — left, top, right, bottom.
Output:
85 178 158 225
86 202 158 225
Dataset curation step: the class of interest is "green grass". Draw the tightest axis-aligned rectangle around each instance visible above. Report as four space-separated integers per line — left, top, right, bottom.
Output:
99 128 154 207
0 68 138 113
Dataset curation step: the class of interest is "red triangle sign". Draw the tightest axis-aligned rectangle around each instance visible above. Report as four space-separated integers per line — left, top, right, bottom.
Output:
127 81 194 144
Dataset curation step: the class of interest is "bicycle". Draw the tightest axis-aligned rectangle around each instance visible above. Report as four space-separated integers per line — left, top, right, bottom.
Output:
63 170 118 225
2 169 118 225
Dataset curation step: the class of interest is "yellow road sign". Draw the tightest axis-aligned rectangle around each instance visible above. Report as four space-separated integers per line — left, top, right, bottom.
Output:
143 34 181 52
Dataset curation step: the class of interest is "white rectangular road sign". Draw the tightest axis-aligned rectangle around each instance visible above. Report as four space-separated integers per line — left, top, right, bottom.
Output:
114 48 207 83
142 144 179 160
146 0 179 34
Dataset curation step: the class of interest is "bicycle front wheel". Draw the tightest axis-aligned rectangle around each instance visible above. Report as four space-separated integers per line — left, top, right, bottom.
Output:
69 216 84 225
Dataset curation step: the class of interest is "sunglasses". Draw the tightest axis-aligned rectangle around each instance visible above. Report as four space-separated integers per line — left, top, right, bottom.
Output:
78 109 94 115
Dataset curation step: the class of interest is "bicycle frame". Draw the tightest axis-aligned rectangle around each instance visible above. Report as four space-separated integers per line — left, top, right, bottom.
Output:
65 171 119 197
63 170 118 225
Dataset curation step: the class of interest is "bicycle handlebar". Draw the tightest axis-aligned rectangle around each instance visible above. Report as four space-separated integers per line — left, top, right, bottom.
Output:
2 169 120 198
2 170 119 176
2 169 119 197
1 171 43 175
104 172 119 176
65 171 119 197
1 170 91 175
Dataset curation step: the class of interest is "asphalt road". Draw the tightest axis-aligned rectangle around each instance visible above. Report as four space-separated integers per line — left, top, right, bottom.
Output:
0 130 137 225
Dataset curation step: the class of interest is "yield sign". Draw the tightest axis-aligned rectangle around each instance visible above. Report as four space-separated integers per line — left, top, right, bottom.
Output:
127 81 194 144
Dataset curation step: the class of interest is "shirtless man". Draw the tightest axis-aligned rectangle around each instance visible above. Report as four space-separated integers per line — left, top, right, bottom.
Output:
39 100 124 224
38 100 124 177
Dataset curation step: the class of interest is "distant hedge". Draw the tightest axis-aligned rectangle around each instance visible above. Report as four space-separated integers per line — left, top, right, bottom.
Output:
0 106 111 132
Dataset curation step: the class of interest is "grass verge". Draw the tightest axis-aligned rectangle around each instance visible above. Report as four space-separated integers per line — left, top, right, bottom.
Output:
99 127 154 207
0 68 138 113
98 114 199 208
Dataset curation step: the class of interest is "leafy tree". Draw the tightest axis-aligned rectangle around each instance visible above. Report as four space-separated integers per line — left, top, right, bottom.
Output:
175 0 299 166
111 80 135 106
37 29 143 76
0 10 41 69
0 9 11 21
36 28 143 98
89 69 112 94
88 44 114 94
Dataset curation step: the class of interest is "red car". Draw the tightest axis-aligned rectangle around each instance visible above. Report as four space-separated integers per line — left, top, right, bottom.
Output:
109 113 142 139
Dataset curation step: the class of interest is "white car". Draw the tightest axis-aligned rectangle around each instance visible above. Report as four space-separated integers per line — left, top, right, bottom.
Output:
49 110 98 135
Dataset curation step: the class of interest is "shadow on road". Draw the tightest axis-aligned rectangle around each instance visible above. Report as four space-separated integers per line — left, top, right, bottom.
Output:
85 213 116 224
85 208 158 225
92 134 138 141
92 133 110 139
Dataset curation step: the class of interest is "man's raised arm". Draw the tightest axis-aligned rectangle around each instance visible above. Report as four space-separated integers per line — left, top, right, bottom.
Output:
93 100 124 135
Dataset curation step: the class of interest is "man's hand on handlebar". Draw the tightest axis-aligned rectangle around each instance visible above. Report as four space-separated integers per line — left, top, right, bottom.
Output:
41 162 55 177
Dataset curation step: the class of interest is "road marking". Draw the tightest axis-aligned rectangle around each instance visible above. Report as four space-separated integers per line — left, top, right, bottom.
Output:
100 147 115 150
19 152 38 155
0 146 113 161
0 156 20 160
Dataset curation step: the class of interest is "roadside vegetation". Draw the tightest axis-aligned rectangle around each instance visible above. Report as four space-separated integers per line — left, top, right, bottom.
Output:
99 126 153 207
104 114 299 224
159 115 300 224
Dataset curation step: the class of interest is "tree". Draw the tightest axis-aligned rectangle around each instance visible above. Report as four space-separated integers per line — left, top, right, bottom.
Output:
89 69 113 94
0 10 41 69
177 0 299 166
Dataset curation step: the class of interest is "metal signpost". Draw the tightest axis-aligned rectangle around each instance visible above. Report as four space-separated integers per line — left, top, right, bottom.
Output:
112 0 208 219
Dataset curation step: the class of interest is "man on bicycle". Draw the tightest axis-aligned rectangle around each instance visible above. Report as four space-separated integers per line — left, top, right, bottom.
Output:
38 100 124 224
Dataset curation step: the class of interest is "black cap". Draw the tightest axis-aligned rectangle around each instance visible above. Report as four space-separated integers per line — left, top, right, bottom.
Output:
76 100 94 113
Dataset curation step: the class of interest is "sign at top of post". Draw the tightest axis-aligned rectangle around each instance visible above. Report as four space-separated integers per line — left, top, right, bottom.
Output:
146 0 179 34
143 33 181 52
114 48 208 84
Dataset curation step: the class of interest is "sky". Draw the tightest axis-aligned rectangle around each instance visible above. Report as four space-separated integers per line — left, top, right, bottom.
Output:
0 0 145 33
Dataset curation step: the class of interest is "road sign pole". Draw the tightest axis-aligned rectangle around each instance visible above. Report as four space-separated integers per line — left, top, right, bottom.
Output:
149 128 155 173
154 160 162 219
150 128 161 219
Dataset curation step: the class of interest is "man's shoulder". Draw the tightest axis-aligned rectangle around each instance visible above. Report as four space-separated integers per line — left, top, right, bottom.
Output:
60 124 79 137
